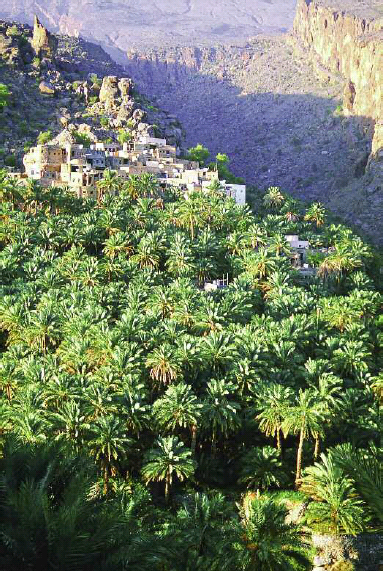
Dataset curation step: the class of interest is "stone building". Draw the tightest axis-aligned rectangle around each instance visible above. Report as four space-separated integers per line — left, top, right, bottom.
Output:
19 134 247 205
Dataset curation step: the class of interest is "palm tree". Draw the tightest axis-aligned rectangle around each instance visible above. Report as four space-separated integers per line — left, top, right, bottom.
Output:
268 233 291 257
142 435 195 501
0 444 141 571
170 492 233 570
242 248 277 282
177 193 203 240
146 344 182 387
330 443 383 525
301 453 366 535
229 495 310 571
201 379 240 454
200 332 239 374
166 233 195 278
96 169 121 204
153 383 202 453
25 306 61 353
50 400 90 452
282 390 323 486
256 384 293 452
304 202 325 227
103 231 133 260
88 415 132 494
245 224 267 249
239 446 284 491
263 186 285 210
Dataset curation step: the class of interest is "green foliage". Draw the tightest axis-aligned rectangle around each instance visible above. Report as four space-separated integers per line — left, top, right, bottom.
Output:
301 453 368 534
232 496 311 571
6 25 19 37
100 116 109 127
89 73 102 87
23 141 33 153
117 129 132 144
212 152 245 184
37 130 53 145
0 83 11 110
188 143 210 166
239 446 285 490
73 131 92 147
330 561 355 571
0 172 381 567
4 154 16 167
142 436 195 500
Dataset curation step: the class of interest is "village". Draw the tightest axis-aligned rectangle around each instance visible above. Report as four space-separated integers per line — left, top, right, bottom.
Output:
14 135 247 206
10 134 321 281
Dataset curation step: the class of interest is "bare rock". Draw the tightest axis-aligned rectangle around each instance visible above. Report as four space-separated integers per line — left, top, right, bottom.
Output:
32 15 58 60
314 555 331 566
99 76 119 109
39 80 55 95
118 77 133 97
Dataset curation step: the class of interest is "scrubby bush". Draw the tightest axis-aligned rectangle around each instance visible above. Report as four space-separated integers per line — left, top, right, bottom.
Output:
37 130 53 145
100 116 109 128
331 561 355 571
73 131 91 147
117 129 132 144
4 154 16 167
0 83 10 110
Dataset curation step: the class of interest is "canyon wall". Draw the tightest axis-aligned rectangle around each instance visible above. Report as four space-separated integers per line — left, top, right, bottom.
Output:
292 0 382 156
291 0 383 242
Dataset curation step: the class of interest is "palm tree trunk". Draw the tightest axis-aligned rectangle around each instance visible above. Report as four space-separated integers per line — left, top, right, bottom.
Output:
295 428 305 487
165 472 171 503
191 424 197 455
314 434 320 459
276 428 281 451
103 464 109 495
211 430 217 456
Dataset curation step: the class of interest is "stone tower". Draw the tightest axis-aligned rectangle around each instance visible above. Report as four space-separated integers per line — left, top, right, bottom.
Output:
31 15 58 60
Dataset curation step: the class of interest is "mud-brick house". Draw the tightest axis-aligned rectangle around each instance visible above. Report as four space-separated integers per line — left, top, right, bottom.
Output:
285 235 310 267
23 145 65 184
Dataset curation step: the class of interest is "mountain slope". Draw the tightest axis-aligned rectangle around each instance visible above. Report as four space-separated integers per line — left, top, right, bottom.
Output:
1 1 296 47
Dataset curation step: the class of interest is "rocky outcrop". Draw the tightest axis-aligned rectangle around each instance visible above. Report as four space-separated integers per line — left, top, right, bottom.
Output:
99 75 133 110
31 15 58 60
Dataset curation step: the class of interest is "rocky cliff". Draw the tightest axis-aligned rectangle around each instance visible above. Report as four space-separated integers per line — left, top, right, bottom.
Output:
291 0 383 243
292 0 382 170
292 0 382 122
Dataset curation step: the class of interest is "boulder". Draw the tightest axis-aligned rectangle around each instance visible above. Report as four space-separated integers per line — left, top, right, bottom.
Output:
314 555 331 566
132 108 145 122
39 80 55 95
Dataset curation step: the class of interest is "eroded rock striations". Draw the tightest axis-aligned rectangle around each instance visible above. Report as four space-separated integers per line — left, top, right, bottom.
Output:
292 0 382 163
291 0 383 243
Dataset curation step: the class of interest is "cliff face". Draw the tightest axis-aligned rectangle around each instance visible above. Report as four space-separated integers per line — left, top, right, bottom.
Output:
292 0 382 138
291 0 383 243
